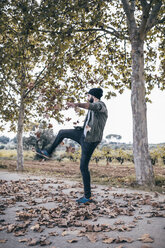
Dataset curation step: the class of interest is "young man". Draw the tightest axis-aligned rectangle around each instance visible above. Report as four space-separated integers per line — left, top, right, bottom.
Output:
36 88 108 204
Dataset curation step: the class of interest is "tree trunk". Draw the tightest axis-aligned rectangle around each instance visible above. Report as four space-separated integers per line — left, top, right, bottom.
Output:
17 96 24 171
131 39 154 186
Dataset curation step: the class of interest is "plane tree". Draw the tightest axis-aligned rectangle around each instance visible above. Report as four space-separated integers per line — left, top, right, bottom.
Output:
40 0 165 186
0 0 89 170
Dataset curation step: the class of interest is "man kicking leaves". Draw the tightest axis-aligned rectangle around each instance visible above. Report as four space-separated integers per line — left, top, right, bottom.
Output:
36 88 108 204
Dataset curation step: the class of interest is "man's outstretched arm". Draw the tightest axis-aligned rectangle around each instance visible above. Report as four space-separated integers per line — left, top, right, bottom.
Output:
67 102 90 109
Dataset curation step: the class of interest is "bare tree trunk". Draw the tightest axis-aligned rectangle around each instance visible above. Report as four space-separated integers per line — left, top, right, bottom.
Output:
17 96 24 171
131 39 154 186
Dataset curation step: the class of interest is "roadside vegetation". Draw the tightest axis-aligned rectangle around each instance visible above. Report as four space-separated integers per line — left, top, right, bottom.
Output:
0 146 165 193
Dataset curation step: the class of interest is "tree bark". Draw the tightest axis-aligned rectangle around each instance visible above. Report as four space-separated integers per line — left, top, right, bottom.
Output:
17 95 24 171
131 38 154 186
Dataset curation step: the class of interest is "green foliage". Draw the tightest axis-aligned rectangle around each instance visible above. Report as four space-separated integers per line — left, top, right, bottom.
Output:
40 0 165 99
0 0 89 132
1 0 164 131
150 146 165 165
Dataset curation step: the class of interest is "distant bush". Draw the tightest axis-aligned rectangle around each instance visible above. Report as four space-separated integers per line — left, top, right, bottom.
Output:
0 136 10 144
0 145 5 149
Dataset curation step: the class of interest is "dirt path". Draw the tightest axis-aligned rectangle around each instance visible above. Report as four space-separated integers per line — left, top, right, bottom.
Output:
1 159 165 188
0 170 165 248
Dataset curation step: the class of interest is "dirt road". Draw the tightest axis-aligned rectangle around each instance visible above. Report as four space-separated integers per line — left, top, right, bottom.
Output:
0 170 165 248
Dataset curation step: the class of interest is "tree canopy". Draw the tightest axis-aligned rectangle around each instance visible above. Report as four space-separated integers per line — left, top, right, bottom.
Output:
0 0 164 181
40 0 165 97
1 0 164 132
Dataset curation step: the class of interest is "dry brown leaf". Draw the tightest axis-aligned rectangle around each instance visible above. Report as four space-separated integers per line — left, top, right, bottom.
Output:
30 223 40 230
28 238 40 246
103 237 115 244
116 236 133 243
0 239 7 243
93 224 102 232
85 224 93 232
85 233 98 243
14 230 26 237
62 230 80 236
114 220 125 225
0 226 6 231
40 239 52 246
49 231 59 236
67 239 78 243
7 224 15 232
30 223 43 232
19 238 29 243
138 234 154 243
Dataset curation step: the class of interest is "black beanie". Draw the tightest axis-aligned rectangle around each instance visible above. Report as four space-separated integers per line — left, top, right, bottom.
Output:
88 88 103 99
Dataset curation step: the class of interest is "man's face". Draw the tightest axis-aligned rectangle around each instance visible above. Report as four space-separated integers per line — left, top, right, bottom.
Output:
87 94 94 103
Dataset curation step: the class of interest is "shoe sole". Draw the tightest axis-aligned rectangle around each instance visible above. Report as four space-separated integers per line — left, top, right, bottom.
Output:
35 152 50 160
32 149 50 160
76 200 93 204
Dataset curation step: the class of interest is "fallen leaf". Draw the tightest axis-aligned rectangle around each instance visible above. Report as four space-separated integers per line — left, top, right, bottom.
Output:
0 239 7 243
19 238 29 243
114 220 125 225
14 230 26 236
116 236 133 243
103 237 115 244
49 231 59 236
85 233 98 243
30 223 42 232
67 239 79 243
40 239 52 246
28 238 40 246
138 234 154 243
7 224 15 232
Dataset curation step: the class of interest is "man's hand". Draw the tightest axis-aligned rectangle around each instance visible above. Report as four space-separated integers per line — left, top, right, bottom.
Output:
66 102 77 108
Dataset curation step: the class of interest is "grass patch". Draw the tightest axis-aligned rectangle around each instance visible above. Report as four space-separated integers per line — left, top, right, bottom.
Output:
0 149 35 160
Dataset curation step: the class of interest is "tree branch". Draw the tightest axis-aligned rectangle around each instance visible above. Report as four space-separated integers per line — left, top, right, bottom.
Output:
157 16 165 24
139 1 151 38
73 34 105 56
139 0 148 10
39 25 128 40
146 0 162 31
23 65 47 98
4 23 19 36
75 27 128 40
121 0 137 37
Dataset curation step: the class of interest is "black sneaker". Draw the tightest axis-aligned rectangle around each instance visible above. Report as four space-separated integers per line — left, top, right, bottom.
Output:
76 196 93 204
36 149 50 159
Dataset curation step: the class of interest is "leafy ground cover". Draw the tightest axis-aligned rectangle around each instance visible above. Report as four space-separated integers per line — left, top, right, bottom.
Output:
0 171 165 248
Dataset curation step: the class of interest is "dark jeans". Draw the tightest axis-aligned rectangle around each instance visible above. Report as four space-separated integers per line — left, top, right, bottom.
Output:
47 129 99 198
